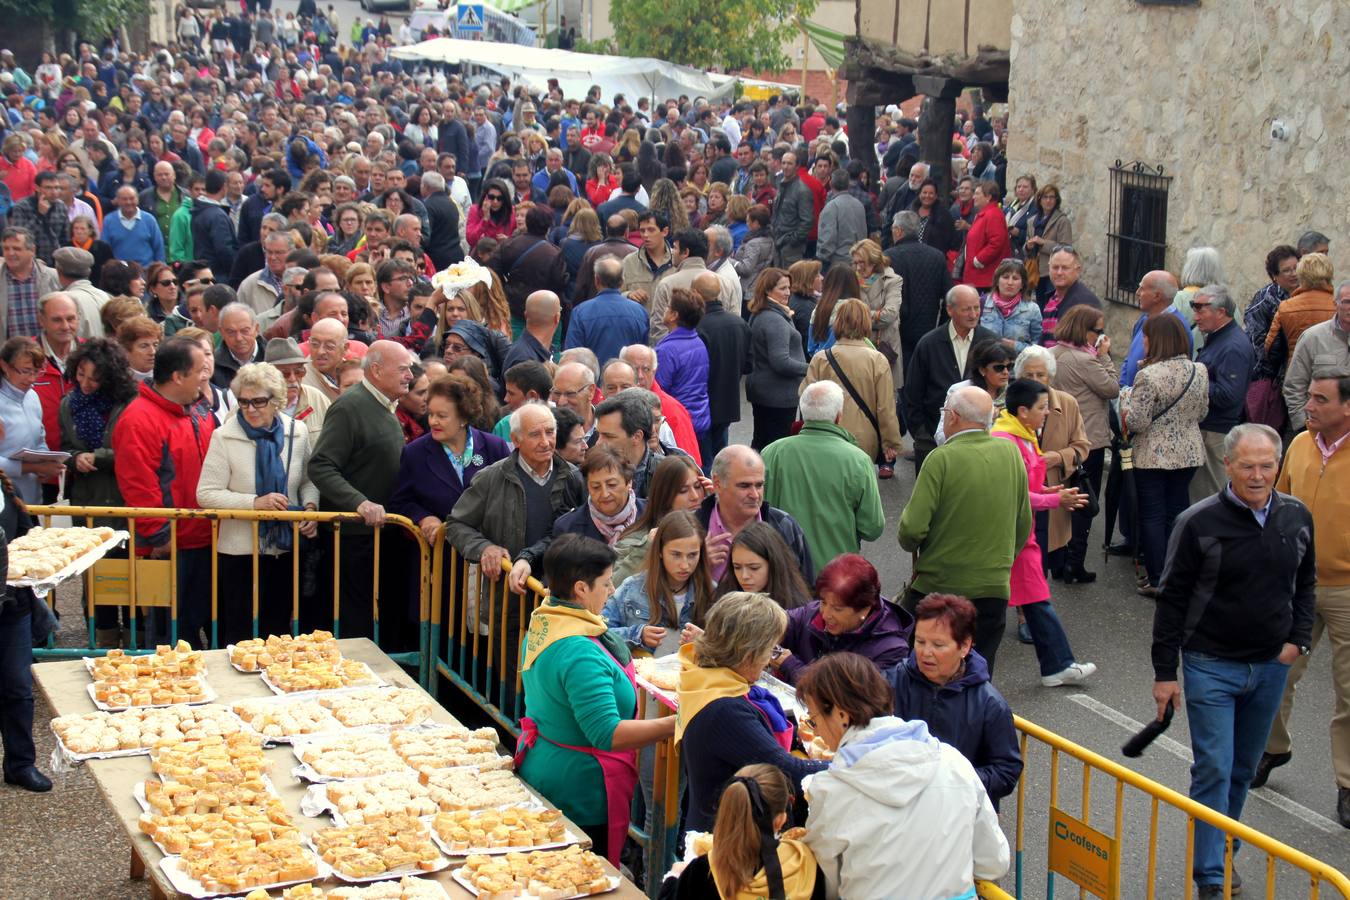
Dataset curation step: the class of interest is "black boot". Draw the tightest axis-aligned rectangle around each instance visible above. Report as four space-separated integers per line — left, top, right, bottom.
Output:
1063 510 1096 582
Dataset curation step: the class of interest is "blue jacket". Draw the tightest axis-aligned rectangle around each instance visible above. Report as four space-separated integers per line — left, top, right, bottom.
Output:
655 327 711 433
600 570 695 647
554 497 646 548
1196 318 1254 432
100 209 165 268
287 137 329 181
533 166 580 196
979 295 1043 352
888 650 1022 804
388 427 511 525
564 288 650 366
1120 305 1192 387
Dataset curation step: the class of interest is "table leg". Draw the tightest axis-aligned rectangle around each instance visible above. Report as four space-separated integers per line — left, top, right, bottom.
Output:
130 846 145 880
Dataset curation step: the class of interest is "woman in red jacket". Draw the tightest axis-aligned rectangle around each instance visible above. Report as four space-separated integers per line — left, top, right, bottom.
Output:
962 181 1012 291
465 178 514 251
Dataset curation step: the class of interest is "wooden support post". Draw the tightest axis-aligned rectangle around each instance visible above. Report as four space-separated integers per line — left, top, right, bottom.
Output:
918 91 957 202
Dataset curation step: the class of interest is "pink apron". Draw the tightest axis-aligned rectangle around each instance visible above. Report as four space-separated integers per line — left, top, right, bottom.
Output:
515 637 639 867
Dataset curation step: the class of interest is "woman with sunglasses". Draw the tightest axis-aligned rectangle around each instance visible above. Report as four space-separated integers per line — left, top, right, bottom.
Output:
467 178 513 251
144 262 181 324
933 339 1017 445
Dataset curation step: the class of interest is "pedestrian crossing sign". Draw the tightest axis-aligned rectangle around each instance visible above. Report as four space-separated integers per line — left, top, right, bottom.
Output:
457 4 486 32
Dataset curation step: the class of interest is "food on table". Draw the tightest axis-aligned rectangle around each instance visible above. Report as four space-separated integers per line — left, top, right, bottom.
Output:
6 525 115 581
318 689 435 728
264 658 381 693
457 845 610 899
389 728 506 775
139 806 301 855
152 733 270 783
323 773 440 824
633 657 679 691
263 876 448 899
177 837 319 894
88 641 210 708
420 768 535 811
52 705 243 755
91 674 210 709
300 734 409 779
313 814 443 879
231 631 341 671
432 806 567 852
232 697 343 739
140 776 285 818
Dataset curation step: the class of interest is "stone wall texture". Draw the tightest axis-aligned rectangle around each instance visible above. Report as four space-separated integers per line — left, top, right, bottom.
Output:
1006 0 1349 320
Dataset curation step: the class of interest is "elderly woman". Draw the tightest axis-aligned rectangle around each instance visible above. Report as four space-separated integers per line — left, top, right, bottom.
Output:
1120 314 1210 594
773 554 910 685
196 363 320 645
611 455 706 585
979 259 1042 352
961 181 1011 292
116 315 161 383
677 591 827 832
515 534 676 865
1003 174 1038 259
889 594 1022 806
746 268 809 450
0 338 64 503
801 298 902 474
851 239 904 389
1174 245 1225 334
1022 185 1072 305
390 372 511 544
801 652 1010 899
554 445 645 546
1015 345 1090 580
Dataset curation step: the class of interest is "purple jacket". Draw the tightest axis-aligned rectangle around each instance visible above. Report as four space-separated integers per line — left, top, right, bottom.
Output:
777 598 913 684
655 327 711 433
388 427 512 525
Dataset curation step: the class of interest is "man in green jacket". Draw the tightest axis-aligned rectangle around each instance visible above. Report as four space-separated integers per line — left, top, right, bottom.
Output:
762 381 884 567
899 385 1031 673
168 174 205 263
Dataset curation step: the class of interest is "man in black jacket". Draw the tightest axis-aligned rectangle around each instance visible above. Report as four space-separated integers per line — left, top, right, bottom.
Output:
886 210 953 368
904 285 996 471
237 168 290 247
1151 423 1314 899
693 272 749 463
419 172 463 272
189 169 239 279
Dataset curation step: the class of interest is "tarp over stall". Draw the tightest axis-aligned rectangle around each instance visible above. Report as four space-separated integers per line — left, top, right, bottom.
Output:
407 2 537 46
389 37 741 102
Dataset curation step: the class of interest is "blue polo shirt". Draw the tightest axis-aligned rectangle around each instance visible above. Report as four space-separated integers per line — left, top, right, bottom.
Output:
1120 304 1194 387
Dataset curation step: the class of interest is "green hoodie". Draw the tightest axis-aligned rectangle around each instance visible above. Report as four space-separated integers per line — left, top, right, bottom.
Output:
168 196 195 263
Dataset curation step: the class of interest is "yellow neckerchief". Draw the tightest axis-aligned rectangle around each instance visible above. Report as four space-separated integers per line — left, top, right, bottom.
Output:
674 642 751 744
709 838 819 900
993 408 1041 455
521 598 608 671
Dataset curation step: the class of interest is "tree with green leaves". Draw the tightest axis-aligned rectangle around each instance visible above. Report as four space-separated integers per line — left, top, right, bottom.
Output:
610 0 817 72
0 0 147 47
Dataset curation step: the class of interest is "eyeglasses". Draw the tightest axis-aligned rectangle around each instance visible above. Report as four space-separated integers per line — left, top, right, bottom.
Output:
156 279 177 287
1051 244 1076 256
238 397 273 409
483 195 503 203
988 363 1012 373
549 386 590 402
189 277 216 285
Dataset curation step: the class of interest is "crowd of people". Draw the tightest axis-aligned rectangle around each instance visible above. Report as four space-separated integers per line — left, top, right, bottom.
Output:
0 24 1341 900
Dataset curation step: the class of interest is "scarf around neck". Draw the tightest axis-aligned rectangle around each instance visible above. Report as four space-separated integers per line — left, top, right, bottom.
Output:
240 413 293 550
589 491 638 546
989 291 1022 319
68 388 113 449
993 408 1041 455
521 597 631 671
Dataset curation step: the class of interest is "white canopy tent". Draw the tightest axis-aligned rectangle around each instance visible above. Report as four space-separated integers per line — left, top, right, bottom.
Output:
389 37 742 103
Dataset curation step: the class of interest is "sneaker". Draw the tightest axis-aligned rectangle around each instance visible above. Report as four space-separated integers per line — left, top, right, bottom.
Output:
1042 662 1097 687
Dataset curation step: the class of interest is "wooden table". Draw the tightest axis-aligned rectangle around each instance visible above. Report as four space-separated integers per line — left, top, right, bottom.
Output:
33 638 645 900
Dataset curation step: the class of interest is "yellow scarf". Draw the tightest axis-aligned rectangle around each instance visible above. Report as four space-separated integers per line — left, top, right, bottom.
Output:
993 408 1041 455
521 599 608 671
709 839 819 900
674 643 751 744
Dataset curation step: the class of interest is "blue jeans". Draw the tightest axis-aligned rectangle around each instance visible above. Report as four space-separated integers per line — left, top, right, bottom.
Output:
1022 600 1075 676
1182 651 1290 886
1136 467 1196 586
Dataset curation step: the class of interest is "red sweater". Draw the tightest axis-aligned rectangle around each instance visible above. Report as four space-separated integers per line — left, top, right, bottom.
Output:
963 203 1011 290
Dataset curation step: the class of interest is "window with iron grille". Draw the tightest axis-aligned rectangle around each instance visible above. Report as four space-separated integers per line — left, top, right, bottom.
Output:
1105 161 1171 307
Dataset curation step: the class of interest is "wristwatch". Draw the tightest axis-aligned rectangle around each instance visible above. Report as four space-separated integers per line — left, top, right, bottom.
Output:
1299 645 1311 656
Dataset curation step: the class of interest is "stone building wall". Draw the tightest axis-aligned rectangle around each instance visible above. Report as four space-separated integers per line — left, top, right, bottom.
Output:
1005 0 1349 336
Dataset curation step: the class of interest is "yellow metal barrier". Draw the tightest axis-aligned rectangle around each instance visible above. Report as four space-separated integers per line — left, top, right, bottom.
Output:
27 504 432 685
1011 715 1350 899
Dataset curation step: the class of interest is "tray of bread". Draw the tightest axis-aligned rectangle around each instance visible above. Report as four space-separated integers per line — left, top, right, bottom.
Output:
87 677 215 712
138 801 302 858
430 259 494 293
51 704 245 760
136 773 287 817
229 631 341 673
419 768 536 812
303 773 442 825
311 813 449 882
253 877 454 899
451 846 618 900
7 525 126 590
292 733 413 783
159 838 326 898
262 658 384 695
232 695 345 742
430 806 581 857
86 641 206 679
389 727 507 776
318 688 436 729
632 656 680 709
151 733 271 785
85 641 213 710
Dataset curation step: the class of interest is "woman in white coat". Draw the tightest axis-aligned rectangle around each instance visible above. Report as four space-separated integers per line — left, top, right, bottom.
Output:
798 652 1009 900
197 363 319 645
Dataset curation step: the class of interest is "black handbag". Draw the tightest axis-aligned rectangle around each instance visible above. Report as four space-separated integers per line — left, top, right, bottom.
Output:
1065 463 1100 518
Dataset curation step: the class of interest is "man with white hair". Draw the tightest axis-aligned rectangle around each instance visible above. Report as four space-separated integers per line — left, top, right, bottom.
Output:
303 314 350 401
898 385 1032 673
619 343 702 466
1190 284 1254 502
211 303 265 389
761 381 884 565
549 361 597 437
418 170 464 271
702 225 743 316
530 146 579 195
308 340 414 644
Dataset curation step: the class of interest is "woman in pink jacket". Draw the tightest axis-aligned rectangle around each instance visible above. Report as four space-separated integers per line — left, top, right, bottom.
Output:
990 378 1097 687
962 181 1012 291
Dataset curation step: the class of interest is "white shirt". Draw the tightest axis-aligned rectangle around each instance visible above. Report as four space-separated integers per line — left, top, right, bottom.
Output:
721 113 742 147
949 321 973 374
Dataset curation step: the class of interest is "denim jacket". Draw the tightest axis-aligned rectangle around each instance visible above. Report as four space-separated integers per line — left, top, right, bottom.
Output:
601 572 695 648
979 296 1043 352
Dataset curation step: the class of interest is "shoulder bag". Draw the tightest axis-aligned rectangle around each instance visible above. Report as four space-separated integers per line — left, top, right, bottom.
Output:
824 348 887 465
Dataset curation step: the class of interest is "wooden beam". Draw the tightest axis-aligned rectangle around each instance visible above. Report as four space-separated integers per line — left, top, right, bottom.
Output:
847 103 879 187
847 36 1010 86
919 95 956 203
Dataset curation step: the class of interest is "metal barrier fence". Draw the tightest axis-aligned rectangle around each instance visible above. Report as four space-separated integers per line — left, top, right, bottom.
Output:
26 504 432 683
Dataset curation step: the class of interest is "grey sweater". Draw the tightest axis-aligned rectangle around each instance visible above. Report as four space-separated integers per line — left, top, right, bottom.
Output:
747 304 809 409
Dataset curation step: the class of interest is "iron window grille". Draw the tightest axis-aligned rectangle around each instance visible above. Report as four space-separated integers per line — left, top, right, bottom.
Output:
1105 160 1171 307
